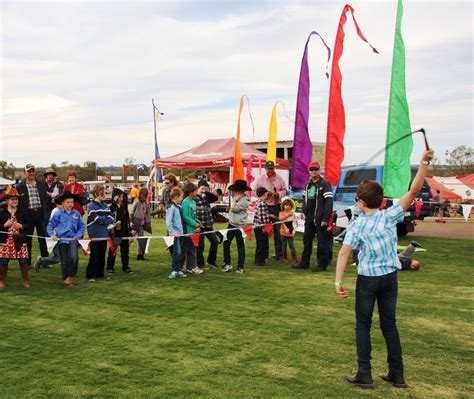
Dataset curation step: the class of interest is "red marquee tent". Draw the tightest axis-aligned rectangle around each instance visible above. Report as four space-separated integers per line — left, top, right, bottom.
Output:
425 176 462 201
155 137 289 170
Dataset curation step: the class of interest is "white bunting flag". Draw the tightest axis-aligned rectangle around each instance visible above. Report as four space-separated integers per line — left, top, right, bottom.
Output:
144 238 151 254
78 239 91 255
219 229 229 242
461 204 472 222
45 238 58 254
163 236 175 248
239 228 246 242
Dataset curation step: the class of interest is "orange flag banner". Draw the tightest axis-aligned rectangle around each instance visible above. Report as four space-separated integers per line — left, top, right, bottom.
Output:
232 96 245 182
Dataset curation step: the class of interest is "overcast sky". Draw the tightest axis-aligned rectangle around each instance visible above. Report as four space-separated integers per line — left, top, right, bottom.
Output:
1 0 472 168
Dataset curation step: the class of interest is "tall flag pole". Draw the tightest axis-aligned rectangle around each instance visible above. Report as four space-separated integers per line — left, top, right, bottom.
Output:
291 31 331 189
383 0 413 198
324 5 378 186
152 99 163 185
232 96 245 182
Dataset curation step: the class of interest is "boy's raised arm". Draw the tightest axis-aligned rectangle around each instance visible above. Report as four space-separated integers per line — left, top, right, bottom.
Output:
398 149 434 212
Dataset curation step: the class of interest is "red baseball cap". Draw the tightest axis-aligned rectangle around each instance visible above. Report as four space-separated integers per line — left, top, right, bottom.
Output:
308 161 320 169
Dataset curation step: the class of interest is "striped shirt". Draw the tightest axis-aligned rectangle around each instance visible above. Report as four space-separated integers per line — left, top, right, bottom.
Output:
26 182 41 209
253 199 271 225
343 204 405 277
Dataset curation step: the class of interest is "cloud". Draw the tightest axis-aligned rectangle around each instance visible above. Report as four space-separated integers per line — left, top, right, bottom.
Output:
1 0 472 168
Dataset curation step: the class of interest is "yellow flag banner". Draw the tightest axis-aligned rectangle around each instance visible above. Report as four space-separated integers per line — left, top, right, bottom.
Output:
267 101 294 163
232 96 245 182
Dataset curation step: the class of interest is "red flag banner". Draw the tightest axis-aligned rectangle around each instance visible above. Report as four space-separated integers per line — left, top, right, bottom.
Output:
190 233 201 248
107 238 118 257
263 224 274 237
325 5 378 186
242 225 253 240
414 199 423 218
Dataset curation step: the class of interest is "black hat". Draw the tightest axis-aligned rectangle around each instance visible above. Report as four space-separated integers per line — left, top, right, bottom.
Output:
228 179 251 192
256 187 268 197
43 168 57 177
112 187 126 203
54 191 80 205
198 179 210 188
265 160 275 169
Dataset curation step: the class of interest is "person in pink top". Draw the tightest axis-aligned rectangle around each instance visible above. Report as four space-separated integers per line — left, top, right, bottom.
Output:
252 160 287 260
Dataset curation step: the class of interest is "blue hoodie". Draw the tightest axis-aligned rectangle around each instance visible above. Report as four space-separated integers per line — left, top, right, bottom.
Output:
87 200 114 238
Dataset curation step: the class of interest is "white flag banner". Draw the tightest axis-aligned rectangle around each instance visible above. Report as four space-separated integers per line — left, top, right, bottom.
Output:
144 238 151 254
163 236 175 248
219 229 229 242
45 238 58 254
239 228 246 242
461 205 472 222
78 239 91 255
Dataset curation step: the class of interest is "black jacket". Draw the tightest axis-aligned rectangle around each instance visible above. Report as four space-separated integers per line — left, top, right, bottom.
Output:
0 208 31 251
302 176 333 225
16 179 48 221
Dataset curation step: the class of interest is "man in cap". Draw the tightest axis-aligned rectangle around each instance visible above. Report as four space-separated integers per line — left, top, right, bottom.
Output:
16 164 49 267
293 161 333 272
252 160 287 260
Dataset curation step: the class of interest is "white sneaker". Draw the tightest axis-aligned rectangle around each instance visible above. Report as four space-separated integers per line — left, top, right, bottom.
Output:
236 268 244 274
222 264 233 272
177 271 187 278
169 271 178 279
192 268 203 275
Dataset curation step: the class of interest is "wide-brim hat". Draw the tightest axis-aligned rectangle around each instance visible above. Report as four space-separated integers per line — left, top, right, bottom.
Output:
43 168 57 177
54 191 80 205
4 188 20 199
112 187 127 203
228 179 251 192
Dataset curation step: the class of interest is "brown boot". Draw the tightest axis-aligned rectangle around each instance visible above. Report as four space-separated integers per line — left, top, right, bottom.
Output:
20 266 30 289
0 268 7 289
281 252 288 264
291 252 298 266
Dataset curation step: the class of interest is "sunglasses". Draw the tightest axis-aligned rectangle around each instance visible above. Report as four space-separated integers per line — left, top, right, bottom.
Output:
308 167 320 172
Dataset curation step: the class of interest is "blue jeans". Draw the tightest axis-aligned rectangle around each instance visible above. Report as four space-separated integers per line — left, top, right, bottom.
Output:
223 224 245 268
58 243 79 280
182 236 196 270
355 271 403 374
38 246 60 267
171 237 185 273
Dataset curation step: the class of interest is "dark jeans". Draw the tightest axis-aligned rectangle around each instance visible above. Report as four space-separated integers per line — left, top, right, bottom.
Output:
24 210 48 265
171 237 185 273
223 224 245 268
300 219 331 268
280 236 296 257
0 258 28 269
86 240 107 279
182 236 197 270
38 246 60 267
106 238 130 271
355 271 403 374
58 243 79 280
197 228 219 267
254 227 269 265
268 205 282 259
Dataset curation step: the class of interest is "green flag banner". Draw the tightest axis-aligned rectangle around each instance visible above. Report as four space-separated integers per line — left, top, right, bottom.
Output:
383 0 413 198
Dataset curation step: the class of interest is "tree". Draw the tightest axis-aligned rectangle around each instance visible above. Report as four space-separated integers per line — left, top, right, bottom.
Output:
446 145 474 175
0 161 15 179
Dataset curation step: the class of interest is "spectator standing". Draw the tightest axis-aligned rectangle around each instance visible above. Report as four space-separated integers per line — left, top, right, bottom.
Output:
166 187 187 279
253 187 271 266
16 164 49 267
252 160 287 260
43 168 63 220
131 187 152 260
181 183 202 274
63 171 86 215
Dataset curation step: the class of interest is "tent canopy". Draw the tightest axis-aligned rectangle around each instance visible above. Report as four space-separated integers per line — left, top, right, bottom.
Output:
425 176 462 201
155 137 289 170
457 174 474 190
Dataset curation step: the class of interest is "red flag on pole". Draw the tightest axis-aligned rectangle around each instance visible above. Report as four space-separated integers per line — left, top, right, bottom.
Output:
325 5 378 186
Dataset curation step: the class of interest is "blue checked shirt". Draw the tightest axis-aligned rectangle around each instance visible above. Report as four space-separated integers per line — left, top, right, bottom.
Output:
343 204 405 276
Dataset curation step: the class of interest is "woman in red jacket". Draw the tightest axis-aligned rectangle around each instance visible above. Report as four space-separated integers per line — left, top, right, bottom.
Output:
63 170 86 215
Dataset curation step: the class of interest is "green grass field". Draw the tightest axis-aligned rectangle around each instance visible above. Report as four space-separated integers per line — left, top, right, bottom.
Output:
1 219 472 398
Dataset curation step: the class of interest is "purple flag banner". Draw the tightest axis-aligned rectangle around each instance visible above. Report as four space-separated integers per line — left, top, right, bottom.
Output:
291 31 331 189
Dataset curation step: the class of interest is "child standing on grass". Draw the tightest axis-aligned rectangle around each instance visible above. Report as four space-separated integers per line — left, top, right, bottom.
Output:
166 187 187 279
223 180 250 274
181 183 202 275
335 149 434 389
131 188 152 261
253 187 271 266
279 198 298 266
86 185 114 282
47 191 86 287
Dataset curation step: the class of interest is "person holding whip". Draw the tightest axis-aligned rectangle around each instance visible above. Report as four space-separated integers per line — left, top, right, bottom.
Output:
335 148 434 389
